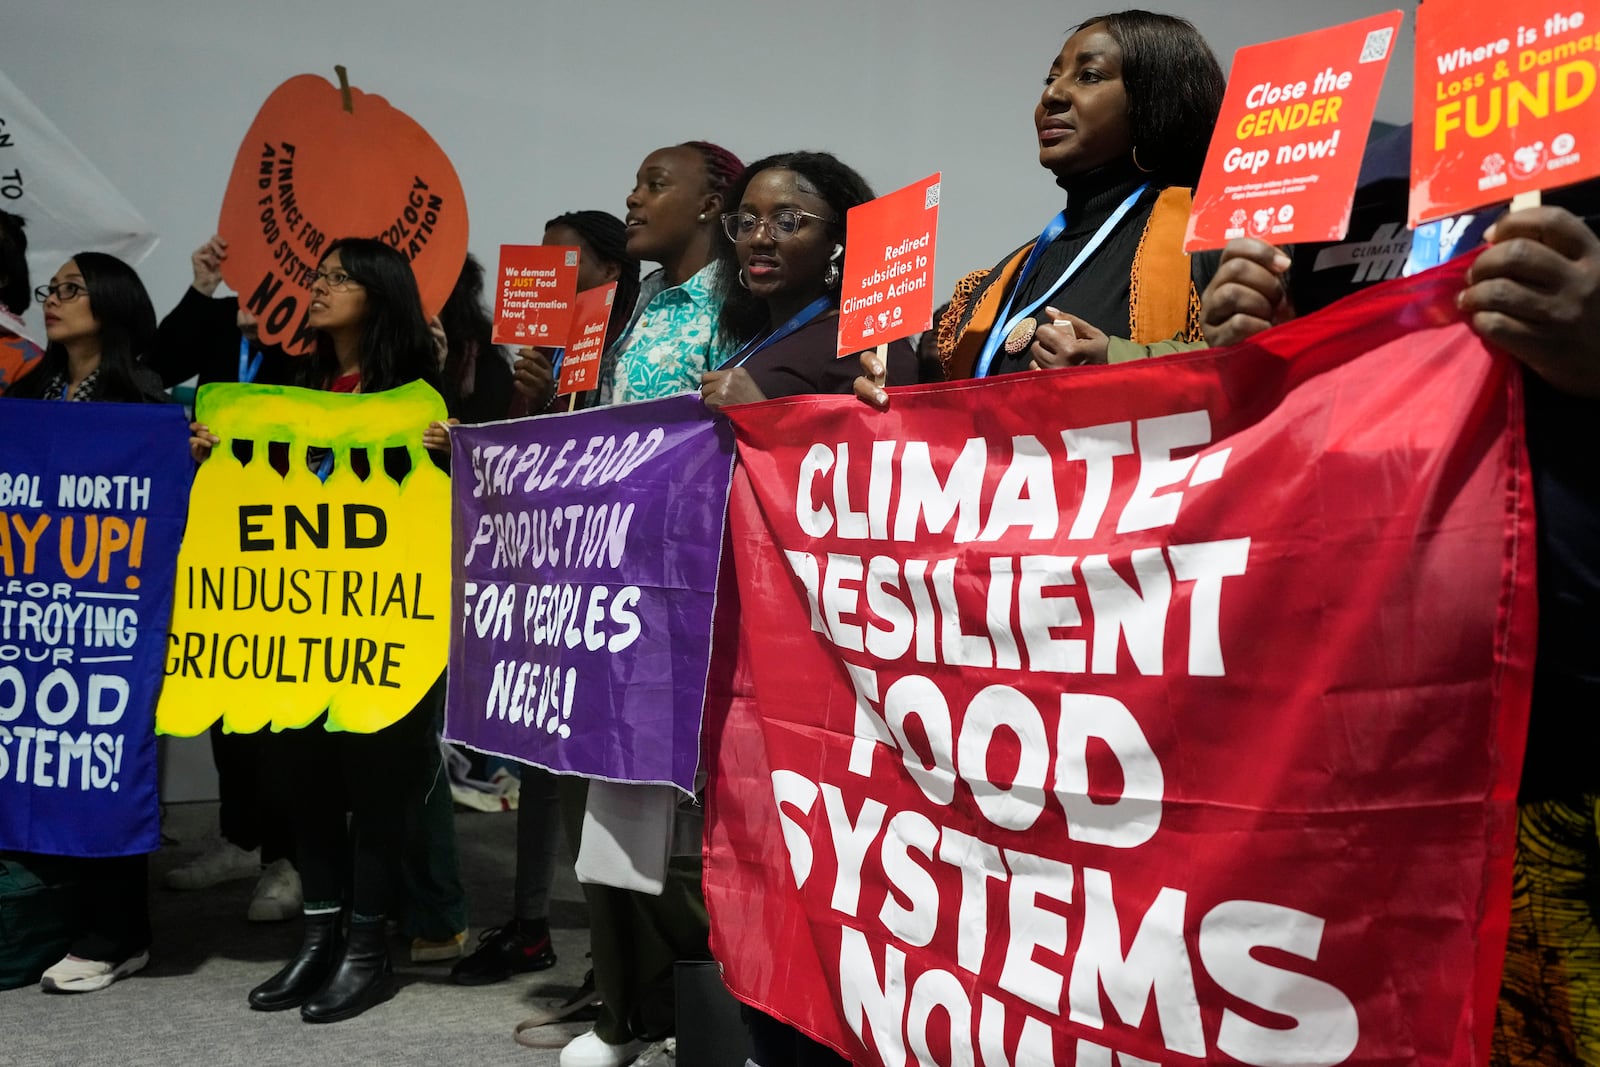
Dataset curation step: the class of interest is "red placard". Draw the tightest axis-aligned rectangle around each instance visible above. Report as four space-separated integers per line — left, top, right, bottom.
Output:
705 256 1532 1066
556 281 618 396
1412 0 1600 225
217 73 470 356
492 244 580 346
836 174 940 357
1186 12 1403 250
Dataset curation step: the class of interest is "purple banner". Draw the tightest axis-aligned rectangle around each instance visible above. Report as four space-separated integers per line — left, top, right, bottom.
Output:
445 393 734 793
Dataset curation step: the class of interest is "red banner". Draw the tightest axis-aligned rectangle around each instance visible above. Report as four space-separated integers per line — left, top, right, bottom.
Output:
706 255 1534 1067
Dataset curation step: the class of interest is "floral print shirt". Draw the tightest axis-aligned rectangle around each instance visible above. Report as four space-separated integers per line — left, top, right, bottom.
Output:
600 264 727 405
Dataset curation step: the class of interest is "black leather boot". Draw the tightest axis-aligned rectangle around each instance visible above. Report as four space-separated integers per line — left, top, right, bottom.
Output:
300 917 393 1023
248 910 341 1011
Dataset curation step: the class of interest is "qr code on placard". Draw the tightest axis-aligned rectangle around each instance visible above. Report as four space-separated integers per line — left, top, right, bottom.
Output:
1359 27 1393 63
925 182 941 209
565 250 579 266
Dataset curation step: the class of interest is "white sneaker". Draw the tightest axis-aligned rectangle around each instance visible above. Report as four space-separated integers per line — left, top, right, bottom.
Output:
634 1038 676 1066
164 841 260 890
560 1029 648 1067
40 951 149 993
246 859 302 922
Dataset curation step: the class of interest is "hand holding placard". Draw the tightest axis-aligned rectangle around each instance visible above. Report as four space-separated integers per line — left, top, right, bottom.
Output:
557 282 618 396
1412 1 1600 224
836 173 941 357
1187 12 1403 249
493 245 581 346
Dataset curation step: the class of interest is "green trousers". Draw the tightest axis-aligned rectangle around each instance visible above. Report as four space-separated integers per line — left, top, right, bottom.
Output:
399 735 468 940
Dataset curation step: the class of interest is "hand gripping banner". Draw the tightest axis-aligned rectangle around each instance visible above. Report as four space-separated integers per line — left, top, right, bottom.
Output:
0 401 190 856
704 254 1535 1067
157 381 451 736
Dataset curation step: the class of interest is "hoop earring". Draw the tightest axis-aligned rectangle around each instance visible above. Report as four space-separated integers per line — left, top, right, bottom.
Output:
1132 146 1156 174
823 263 841 288
737 267 751 290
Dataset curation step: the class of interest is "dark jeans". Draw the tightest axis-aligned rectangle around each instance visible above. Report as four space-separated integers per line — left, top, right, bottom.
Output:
268 674 443 918
744 1006 853 1067
210 721 292 864
66 853 150 962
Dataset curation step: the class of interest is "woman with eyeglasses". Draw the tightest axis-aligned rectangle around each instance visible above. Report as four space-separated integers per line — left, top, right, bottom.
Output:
2 253 167 995
7 254 168 403
193 237 455 1024
700 151 918 1067
699 151 918 411
855 9 1225 405
698 150 918 1067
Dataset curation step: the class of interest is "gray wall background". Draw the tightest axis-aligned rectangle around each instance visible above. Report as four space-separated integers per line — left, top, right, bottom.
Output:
1 0 1418 803
3 1 1418 307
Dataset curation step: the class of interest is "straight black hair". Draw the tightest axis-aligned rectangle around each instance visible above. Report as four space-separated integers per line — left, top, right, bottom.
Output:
1076 10 1226 189
10 251 156 401
300 236 441 394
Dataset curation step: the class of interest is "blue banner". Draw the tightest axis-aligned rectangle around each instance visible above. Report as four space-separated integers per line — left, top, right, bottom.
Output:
0 400 190 856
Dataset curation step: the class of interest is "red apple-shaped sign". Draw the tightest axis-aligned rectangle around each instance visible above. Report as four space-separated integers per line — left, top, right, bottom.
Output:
217 72 469 354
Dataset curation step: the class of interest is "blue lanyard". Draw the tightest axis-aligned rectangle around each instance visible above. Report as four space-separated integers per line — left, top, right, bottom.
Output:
238 335 263 384
548 347 566 381
973 183 1148 378
720 295 834 370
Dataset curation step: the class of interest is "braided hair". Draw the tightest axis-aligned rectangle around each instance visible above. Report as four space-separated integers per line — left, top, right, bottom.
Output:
679 141 744 199
545 210 641 349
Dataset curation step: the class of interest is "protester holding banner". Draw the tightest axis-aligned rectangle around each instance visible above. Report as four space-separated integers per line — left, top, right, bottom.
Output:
700 150 922 1067
701 152 918 408
141 234 304 921
190 237 457 1023
1 252 166 991
1195 138 1600 1062
855 10 1224 406
593 141 742 407
535 141 740 1067
509 210 640 416
0 209 43 393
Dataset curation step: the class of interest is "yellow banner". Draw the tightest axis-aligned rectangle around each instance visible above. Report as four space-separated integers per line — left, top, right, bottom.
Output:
156 381 451 735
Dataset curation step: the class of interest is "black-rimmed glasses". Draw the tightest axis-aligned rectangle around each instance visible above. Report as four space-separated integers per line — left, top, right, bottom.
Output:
35 282 88 303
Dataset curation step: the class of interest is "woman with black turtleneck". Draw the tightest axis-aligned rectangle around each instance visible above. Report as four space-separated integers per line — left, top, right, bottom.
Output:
855 9 1225 402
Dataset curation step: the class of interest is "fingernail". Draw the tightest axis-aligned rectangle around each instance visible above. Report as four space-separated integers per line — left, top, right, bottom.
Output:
1272 253 1291 271
1455 290 1467 309
875 391 887 405
1045 306 1061 316
1484 223 1498 242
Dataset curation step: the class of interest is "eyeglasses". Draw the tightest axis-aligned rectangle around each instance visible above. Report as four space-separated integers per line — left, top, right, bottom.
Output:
720 209 834 243
310 269 361 291
35 282 88 303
